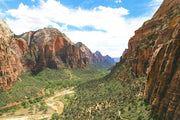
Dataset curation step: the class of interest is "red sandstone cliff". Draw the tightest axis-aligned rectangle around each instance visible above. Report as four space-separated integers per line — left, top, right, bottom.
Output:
113 0 180 119
0 20 89 90
20 28 86 72
0 18 27 91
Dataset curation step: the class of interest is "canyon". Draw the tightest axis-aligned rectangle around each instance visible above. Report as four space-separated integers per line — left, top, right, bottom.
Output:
0 19 114 91
0 0 179 119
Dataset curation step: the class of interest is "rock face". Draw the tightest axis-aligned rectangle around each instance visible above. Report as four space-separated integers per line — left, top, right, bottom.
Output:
75 42 93 65
20 28 86 72
0 20 89 90
92 51 105 63
0 18 26 91
113 0 180 119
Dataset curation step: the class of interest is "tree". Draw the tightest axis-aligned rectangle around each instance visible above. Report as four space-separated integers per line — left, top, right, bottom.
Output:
51 113 61 120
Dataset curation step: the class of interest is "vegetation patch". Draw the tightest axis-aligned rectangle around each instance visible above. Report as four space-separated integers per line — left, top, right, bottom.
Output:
0 65 109 113
62 64 152 119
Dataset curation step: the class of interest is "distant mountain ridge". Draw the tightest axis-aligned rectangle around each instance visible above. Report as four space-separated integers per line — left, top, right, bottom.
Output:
113 57 120 63
75 42 115 66
104 55 116 65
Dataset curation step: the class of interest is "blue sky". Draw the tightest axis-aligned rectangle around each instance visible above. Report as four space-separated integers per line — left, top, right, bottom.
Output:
0 0 163 57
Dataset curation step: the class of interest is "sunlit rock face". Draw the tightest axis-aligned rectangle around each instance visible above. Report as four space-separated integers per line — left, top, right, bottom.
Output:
0 18 88 91
112 0 180 119
75 42 93 65
0 18 25 91
20 28 86 73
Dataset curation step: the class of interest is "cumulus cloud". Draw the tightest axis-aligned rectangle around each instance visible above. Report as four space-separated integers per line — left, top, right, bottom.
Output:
5 0 159 57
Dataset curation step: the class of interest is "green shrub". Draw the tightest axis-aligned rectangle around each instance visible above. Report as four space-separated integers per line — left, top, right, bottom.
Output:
51 113 61 120
22 101 29 108
0 112 3 116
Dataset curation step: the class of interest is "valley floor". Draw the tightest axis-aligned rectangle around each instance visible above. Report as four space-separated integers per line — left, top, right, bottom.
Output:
0 64 156 120
0 64 110 120
0 88 74 120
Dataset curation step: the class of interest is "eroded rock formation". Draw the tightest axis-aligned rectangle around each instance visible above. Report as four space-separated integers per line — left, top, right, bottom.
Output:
113 0 180 119
20 28 86 72
75 42 93 65
0 20 89 90
0 18 25 91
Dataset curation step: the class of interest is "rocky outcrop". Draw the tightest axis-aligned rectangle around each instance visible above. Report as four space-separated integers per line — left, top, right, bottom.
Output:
0 18 25 91
113 0 180 119
20 28 86 72
75 42 93 65
92 51 105 63
143 0 180 119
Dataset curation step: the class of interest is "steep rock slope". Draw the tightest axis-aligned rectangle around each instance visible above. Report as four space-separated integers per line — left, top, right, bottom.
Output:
75 42 93 65
0 18 27 91
20 28 86 72
113 0 180 119
93 51 105 63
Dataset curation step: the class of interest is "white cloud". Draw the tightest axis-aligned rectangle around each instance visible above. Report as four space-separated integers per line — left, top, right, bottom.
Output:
5 0 158 57
115 0 122 4
31 0 35 2
65 15 149 57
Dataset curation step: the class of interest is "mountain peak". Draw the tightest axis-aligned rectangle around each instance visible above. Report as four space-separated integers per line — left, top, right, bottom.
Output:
76 42 83 46
20 27 75 46
94 51 102 56
0 18 13 37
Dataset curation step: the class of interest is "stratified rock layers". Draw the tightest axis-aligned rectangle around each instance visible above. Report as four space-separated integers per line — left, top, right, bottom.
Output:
113 0 180 119
0 21 87 90
20 28 86 73
0 18 24 91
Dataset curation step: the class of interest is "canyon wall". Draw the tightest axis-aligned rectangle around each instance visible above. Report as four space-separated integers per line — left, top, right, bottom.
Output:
0 18 26 91
20 28 87 73
0 21 88 90
113 0 180 119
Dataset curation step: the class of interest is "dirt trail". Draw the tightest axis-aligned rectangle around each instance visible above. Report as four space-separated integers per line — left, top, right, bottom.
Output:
46 87 74 114
0 88 74 120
